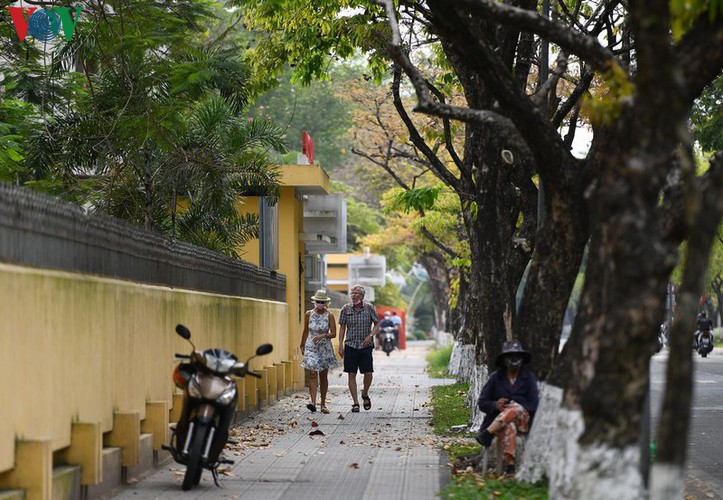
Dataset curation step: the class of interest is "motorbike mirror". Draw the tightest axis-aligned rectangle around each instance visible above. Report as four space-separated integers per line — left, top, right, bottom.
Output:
175 324 191 340
256 344 273 356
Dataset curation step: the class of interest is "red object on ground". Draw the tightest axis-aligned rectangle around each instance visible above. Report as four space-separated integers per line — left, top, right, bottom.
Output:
375 307 407 350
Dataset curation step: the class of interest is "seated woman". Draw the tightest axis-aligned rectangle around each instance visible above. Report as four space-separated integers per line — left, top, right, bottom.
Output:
476 340 538 477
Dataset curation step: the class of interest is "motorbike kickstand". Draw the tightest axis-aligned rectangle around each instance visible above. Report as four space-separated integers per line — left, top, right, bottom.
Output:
211 468 221 488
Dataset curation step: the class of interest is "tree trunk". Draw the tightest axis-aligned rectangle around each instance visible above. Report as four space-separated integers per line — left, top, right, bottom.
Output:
419 251 451 334
515 184 588 380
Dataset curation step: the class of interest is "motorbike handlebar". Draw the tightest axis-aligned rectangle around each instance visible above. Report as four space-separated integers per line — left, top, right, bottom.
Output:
175 354 191 359
249 371 263 379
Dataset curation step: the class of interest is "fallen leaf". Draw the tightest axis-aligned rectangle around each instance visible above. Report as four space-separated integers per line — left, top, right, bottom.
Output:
311 421 319 427
349 463 360 469
309 429 325 436
340 440 346 445
337 414 345 420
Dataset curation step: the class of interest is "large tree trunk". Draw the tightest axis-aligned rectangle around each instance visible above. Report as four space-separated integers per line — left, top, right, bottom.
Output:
515 182 588 380
419 251 451 334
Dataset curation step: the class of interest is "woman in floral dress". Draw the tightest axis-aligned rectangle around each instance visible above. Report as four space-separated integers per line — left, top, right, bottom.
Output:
300 290 339 413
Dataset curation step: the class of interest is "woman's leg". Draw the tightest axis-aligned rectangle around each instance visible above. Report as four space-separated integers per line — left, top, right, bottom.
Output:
308 370 318 406
319 369 329 407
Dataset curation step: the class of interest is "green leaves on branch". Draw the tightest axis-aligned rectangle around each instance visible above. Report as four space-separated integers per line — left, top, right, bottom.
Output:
389 185 443 213
236 0 389 92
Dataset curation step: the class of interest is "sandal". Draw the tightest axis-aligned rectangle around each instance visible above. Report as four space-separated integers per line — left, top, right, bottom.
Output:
351 403 360 413
306 403 317 413
362 394 371 411
320 406 330 414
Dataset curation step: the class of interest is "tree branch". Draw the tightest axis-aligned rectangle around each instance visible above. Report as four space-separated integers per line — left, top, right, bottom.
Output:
451 0 616 71
675 14 723 106
389 65 465 193
425 80 465 171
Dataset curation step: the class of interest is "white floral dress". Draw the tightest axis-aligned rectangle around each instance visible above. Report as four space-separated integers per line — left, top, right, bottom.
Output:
301 311 339 371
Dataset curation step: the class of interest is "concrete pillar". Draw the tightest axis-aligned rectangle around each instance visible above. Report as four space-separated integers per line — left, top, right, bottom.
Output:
0 439 53 500
141 401 169 451
105 411 140 467
169 393 184 423
61 422 102 485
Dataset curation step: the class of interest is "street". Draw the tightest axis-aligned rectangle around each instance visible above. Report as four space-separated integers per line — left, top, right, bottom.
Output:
651 348 723 498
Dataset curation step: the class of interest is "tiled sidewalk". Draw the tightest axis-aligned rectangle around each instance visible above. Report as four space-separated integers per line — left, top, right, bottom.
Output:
110 341 454 499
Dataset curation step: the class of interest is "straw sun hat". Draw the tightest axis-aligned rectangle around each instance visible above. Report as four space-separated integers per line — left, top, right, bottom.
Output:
311 290 331 303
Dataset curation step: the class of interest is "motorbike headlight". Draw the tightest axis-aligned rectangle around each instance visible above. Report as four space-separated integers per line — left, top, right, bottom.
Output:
217 385 237 406
187 376 202 398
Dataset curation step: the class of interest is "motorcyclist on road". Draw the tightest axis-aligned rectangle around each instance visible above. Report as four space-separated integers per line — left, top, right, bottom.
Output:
378 311 396 348
694 311 714 349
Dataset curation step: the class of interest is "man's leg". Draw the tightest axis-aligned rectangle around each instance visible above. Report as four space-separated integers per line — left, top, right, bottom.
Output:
348 373 359 406
362 372 373 397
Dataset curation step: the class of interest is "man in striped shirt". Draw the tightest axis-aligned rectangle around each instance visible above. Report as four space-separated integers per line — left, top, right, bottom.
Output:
338 284 380 412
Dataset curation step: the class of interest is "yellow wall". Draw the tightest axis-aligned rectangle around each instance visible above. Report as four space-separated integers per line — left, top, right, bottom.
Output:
279 165 330 193
0 262 288 475
325 253 350 293
235 196 261 266
277 186 305 385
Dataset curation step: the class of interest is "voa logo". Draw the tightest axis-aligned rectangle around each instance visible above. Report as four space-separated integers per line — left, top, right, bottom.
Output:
6 6 83 42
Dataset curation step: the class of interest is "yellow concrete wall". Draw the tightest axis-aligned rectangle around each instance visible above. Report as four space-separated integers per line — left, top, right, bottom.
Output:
0 262 288 475
325 253 350 293
279 165 330 193
235 196 261 266
277 186 305 388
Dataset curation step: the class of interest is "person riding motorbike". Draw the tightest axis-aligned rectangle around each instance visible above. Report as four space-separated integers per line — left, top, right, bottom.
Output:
378 312 397 348
694 311 713 349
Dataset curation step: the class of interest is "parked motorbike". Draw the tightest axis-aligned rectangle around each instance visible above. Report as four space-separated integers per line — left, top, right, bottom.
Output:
163 324 273 490
697 330 714 358
381 326 396 356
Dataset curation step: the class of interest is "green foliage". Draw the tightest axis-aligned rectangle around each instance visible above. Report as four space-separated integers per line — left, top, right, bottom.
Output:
248 68 354 169
4 0 287 257
373 280 407 309
670 0 723 40
431 382 471 434
426 345 454 378
389 185 443 213
691 75 723 153
236 0 388 92
331 180 383 250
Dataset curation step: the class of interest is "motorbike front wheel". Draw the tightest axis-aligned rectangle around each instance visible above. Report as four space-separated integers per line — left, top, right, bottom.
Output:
182 422 208 491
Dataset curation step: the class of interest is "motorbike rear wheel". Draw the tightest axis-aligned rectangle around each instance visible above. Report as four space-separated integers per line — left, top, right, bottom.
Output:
182 422 207 491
